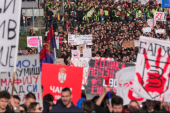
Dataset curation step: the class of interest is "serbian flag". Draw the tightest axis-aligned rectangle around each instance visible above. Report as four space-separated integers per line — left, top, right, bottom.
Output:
155 0 157 5
40 26 56 70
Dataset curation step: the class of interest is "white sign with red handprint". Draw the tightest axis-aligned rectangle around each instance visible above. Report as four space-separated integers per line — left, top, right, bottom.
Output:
116 66 145 105
133 36 170 102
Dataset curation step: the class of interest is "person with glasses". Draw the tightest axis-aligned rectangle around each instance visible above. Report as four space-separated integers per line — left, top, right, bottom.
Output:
27 102 42 113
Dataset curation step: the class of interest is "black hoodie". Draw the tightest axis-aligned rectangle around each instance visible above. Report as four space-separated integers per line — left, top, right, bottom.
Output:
50 102 84 112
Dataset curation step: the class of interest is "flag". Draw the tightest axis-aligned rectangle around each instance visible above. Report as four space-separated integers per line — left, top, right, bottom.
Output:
38 36 42 53
40 26 56 70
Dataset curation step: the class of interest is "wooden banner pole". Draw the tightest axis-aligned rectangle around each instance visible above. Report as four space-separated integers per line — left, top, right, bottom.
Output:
11 72 16 96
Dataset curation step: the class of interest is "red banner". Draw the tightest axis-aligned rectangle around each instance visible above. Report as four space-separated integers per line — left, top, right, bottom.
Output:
41 63 83 105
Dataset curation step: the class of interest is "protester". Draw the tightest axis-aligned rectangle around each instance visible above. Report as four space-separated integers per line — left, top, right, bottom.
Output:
82 100 94 113
27 102 42 113
12 95 21 108
50 88 84 112
20 13 25 35
20 93 36 112
43 94 54 113
0 91 14 113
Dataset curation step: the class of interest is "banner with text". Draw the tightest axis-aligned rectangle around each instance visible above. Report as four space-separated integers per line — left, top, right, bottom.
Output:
27 36 42 47
55 58 65 65
71 58 115 87
116 66 145 105
41 64 83 105
133 36 170 102
86 59 134 95
122 41 134 48
68 34 92 45
0 55 42 106
0 0 21 72
154 12 166 21
155 29 165 34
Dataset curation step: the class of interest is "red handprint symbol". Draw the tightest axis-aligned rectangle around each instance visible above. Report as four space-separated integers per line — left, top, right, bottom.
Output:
136 48 170 99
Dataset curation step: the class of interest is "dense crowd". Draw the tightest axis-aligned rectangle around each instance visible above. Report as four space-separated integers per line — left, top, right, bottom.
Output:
1 87 169 113
8 0 170 113
37 0 170 65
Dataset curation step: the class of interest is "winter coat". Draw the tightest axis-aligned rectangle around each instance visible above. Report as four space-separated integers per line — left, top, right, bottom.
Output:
50 102 84 112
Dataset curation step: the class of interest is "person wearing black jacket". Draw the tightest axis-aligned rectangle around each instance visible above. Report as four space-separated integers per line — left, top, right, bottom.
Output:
52 15 58 32
47 9 54 20
50 88 83 112
0 91 14 113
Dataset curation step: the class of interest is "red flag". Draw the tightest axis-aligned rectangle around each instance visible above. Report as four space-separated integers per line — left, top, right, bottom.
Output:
41 64 83 105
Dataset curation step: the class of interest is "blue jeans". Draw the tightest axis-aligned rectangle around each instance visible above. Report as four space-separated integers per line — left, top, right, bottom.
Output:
101 15 104 23
21 23 25 35
59 15 63 23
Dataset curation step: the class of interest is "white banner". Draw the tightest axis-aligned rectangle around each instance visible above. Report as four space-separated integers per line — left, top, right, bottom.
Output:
154 12 166 21
0 0 21 72
147 19 154 28
116 66 145 105
55 37 59 49
139 0 149 5
157 0 162 4
68 34 92 45
142 27 152 33
71 58 90 88
83 49 92 58
155 29 165 34
135 40 140 47
134 36 170 102
0 55 42 106
71 50 80 58
27 36 42 47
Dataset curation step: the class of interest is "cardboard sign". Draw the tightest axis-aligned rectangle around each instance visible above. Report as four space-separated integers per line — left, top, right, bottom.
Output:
21 50 28 54
116 66 145 105
55 37 63 49
139 0 149 4
0 0 21 72
142 27 152 33
68 34 92 45
86 59 134 95
55 58 65 65
0 55 42 106
147 19 154 28
77 45 86 54
154 12 166 21
41 64 83 105
133 36 170 102
155 29 165 34
72 50 80 58
71 58 115 88
122 41 134 48
55 37 59 49
83 49 92 58
71 58 90 87
27 36 42 47
134 40 140 47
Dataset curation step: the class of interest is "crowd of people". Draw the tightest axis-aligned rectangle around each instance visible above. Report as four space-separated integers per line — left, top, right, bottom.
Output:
37 0 170 65
1 87 169 113
12 0 170 113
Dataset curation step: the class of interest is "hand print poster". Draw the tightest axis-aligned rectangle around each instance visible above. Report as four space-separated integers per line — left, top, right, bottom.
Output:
116 66 145 105
133 36 170 102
